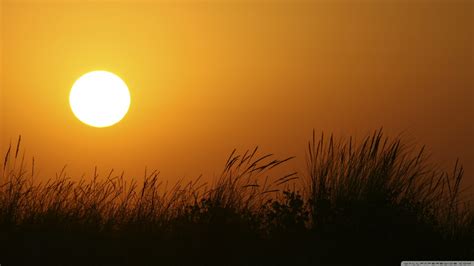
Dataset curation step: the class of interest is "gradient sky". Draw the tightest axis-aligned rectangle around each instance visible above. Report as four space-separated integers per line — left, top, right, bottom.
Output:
1 0 473 186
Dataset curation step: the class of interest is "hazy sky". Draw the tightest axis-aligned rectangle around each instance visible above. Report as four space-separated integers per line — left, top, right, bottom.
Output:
1 0 473 186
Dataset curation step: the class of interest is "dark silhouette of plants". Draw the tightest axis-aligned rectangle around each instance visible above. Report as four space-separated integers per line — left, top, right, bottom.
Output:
0 131 472 266
264 190 309 233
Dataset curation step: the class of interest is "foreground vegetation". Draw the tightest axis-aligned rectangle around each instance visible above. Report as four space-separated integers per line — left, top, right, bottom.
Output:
1 130 473 265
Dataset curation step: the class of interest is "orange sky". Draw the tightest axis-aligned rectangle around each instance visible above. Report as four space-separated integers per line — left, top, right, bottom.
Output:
1 0 473 186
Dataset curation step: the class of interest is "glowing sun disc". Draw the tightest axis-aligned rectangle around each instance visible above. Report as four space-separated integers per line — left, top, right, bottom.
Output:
70 71 131 128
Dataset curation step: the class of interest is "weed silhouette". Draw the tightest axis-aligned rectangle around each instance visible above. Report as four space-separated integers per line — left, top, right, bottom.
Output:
0 131 472 265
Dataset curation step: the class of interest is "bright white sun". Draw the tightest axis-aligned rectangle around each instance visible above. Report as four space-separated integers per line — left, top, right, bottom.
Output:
70 71 131 128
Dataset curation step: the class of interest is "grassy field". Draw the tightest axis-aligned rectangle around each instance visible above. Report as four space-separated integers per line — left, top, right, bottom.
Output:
1 130 473 265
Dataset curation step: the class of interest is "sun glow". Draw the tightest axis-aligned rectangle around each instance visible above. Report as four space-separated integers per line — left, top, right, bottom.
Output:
69 71 131 128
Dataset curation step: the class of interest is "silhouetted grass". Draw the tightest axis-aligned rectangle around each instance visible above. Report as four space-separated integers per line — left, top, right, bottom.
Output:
0 131 472 265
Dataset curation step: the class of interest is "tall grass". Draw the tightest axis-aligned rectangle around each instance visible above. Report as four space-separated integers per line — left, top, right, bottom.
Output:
0 131 472 265
305 130 473 263
307 129 471 230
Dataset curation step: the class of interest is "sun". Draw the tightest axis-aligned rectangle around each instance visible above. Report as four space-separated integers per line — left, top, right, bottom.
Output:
69 71 131 128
